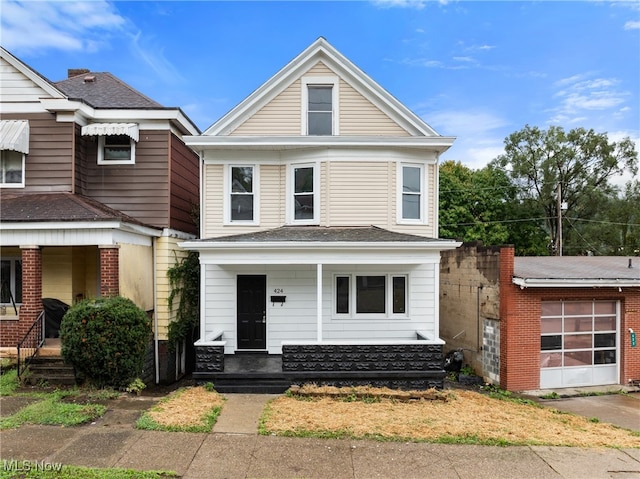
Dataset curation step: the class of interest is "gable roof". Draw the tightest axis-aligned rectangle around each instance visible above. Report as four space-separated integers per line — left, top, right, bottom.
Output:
0 46 66 100
513 256 640 288
201 37 445 139
55 72 163 109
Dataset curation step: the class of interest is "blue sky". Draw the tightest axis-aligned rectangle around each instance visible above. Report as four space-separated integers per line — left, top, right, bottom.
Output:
2 0 639 183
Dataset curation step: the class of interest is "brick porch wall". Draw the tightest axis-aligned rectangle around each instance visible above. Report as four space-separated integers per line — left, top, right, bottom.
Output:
0 247 42 347
99 246 120 297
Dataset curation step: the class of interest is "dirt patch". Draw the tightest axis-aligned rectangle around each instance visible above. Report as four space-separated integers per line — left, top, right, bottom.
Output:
263 387 640 448
145 386 224 429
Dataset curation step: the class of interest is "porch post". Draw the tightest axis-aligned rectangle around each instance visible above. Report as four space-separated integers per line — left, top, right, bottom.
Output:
99 245 120 297
317 263 323 342
19 245 42 327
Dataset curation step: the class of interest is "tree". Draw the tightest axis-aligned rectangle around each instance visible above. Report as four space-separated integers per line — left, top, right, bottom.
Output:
491 125 638 255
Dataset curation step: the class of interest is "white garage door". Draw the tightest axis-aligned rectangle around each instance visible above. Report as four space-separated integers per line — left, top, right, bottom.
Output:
540 300 618 388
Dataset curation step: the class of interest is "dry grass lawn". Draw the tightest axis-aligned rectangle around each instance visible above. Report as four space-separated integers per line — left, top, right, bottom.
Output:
140 386 224 431
260 386 640 448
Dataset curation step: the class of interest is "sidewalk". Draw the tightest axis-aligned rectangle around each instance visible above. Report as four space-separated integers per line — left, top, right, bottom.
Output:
1 394 639 479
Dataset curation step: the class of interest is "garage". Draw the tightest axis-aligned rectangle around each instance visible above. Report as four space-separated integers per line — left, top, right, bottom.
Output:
540 300 618 388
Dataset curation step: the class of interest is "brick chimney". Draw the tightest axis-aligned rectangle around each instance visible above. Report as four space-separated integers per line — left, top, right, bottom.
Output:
67 68 90 78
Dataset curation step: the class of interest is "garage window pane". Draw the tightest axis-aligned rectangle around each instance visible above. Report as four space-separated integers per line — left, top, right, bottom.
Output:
594 350 616 365
594 316 615 331
541 301 562 316
594 301 616 315
564 317 592 333
564 302 592 316
564 350 592 366
594 333 615 348
564 334 592 350
541 317 562 334
541 352 562 368
541 335 561 350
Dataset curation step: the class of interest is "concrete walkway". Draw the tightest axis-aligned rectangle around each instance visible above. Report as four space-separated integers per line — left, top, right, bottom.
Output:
1 393 639 478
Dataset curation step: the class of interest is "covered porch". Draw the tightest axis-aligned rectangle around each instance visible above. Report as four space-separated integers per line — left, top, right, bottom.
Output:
182 226 460 392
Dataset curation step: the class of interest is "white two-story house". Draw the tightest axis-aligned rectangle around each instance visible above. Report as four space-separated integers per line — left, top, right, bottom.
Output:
182 38 460 391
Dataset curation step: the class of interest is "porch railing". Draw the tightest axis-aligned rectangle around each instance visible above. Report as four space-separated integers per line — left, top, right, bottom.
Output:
17 310 45 380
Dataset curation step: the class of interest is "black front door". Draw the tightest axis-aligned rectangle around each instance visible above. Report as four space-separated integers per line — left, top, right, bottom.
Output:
237 275 267 350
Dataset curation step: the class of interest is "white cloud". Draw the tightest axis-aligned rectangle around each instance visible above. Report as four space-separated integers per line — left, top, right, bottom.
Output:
548 74 631 125
624 20 640 30
0 0 125 54
372 0 427 9
425 109 510 137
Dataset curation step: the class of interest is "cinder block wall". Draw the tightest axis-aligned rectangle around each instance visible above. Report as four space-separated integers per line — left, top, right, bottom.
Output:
439 242 505 380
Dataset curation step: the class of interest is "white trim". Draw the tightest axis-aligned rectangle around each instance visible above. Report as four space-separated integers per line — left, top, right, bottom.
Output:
513 278 640 288
0 120 30 153
317 263 323 341
81 123 139 141
286 162 319 225
397 162 427 225
97 135 136 165
301 76 339 136
224 164 260 225
331 273 409 320
0 47 66 99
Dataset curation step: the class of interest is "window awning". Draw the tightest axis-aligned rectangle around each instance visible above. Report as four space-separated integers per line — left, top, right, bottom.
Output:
0 120 30 154
81 123 139 142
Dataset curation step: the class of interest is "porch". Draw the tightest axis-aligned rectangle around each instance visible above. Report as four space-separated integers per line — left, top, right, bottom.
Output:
193 333 446 393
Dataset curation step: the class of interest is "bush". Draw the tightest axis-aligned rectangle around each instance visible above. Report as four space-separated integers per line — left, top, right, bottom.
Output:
60 296 151 388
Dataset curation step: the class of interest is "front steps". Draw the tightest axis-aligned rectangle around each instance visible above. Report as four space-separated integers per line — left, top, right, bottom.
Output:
24 356 76 386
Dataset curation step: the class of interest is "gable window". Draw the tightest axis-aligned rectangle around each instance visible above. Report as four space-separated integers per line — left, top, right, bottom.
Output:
302 76 339 136
229 165 256 223
334 274 407 318
81 123 138 165
398 164 424 222
0 120 29 188
1 258 22 307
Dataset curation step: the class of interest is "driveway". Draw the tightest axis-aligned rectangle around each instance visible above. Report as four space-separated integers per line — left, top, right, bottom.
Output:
540 392 640 431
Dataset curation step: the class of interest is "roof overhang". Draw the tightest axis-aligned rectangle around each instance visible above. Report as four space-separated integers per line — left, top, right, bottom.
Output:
183 135 456 153
512 277 640 289
181 239 461 265
81 123 139 142
0 120 29 153
0 220 161 247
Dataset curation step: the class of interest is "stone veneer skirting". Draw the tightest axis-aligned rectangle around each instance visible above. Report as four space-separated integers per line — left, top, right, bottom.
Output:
195 345 225 373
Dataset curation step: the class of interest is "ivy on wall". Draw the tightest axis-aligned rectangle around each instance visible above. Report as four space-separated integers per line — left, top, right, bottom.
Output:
167 250 200 351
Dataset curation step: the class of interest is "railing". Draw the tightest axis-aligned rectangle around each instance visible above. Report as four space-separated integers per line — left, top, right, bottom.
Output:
17 310 45 380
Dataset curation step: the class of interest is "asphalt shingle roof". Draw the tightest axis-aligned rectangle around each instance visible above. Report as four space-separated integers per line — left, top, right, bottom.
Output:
197 226 450 243
0 192 148 226
514 256 640 281
54 72 163 109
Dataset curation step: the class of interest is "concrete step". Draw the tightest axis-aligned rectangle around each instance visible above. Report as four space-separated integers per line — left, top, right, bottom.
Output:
25 356 76 386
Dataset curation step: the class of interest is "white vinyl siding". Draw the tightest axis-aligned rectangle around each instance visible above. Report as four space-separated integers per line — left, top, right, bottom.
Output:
0 58 53 103
202 263 437 355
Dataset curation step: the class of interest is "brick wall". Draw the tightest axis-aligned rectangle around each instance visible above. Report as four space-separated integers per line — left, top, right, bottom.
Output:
99 246 119 297
0 247 42 347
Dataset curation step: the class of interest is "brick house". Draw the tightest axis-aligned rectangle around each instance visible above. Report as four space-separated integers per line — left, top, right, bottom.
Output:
0 47 200 384
440 243 640 391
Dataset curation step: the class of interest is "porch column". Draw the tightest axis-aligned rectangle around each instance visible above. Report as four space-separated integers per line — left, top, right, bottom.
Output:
99 245 120 297
317 263 323 341
19 245 42 333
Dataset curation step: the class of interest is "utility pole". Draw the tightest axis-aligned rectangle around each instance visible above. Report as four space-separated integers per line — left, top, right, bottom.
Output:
557 183 563 256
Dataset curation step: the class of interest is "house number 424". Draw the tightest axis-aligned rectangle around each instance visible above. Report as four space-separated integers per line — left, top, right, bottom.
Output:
273 288 284 293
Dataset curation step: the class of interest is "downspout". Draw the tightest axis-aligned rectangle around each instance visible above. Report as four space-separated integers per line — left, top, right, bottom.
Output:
153 236 159 384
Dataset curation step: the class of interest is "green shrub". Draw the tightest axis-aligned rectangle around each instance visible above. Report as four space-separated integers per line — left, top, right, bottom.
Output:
60 297 151 388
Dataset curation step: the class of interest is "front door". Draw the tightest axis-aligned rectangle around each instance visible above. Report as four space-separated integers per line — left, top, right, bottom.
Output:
237 275 267 350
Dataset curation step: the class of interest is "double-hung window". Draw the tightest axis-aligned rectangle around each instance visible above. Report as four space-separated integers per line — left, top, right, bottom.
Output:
334 274 407 318
228 165 256 223
1 258 22 307
398 163 424 223
289 163 318 224
302 76 339 136
98 134 135 164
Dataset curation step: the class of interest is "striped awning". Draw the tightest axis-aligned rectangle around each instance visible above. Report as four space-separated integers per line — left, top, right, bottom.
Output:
0 120 30 154
81 123 139 142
